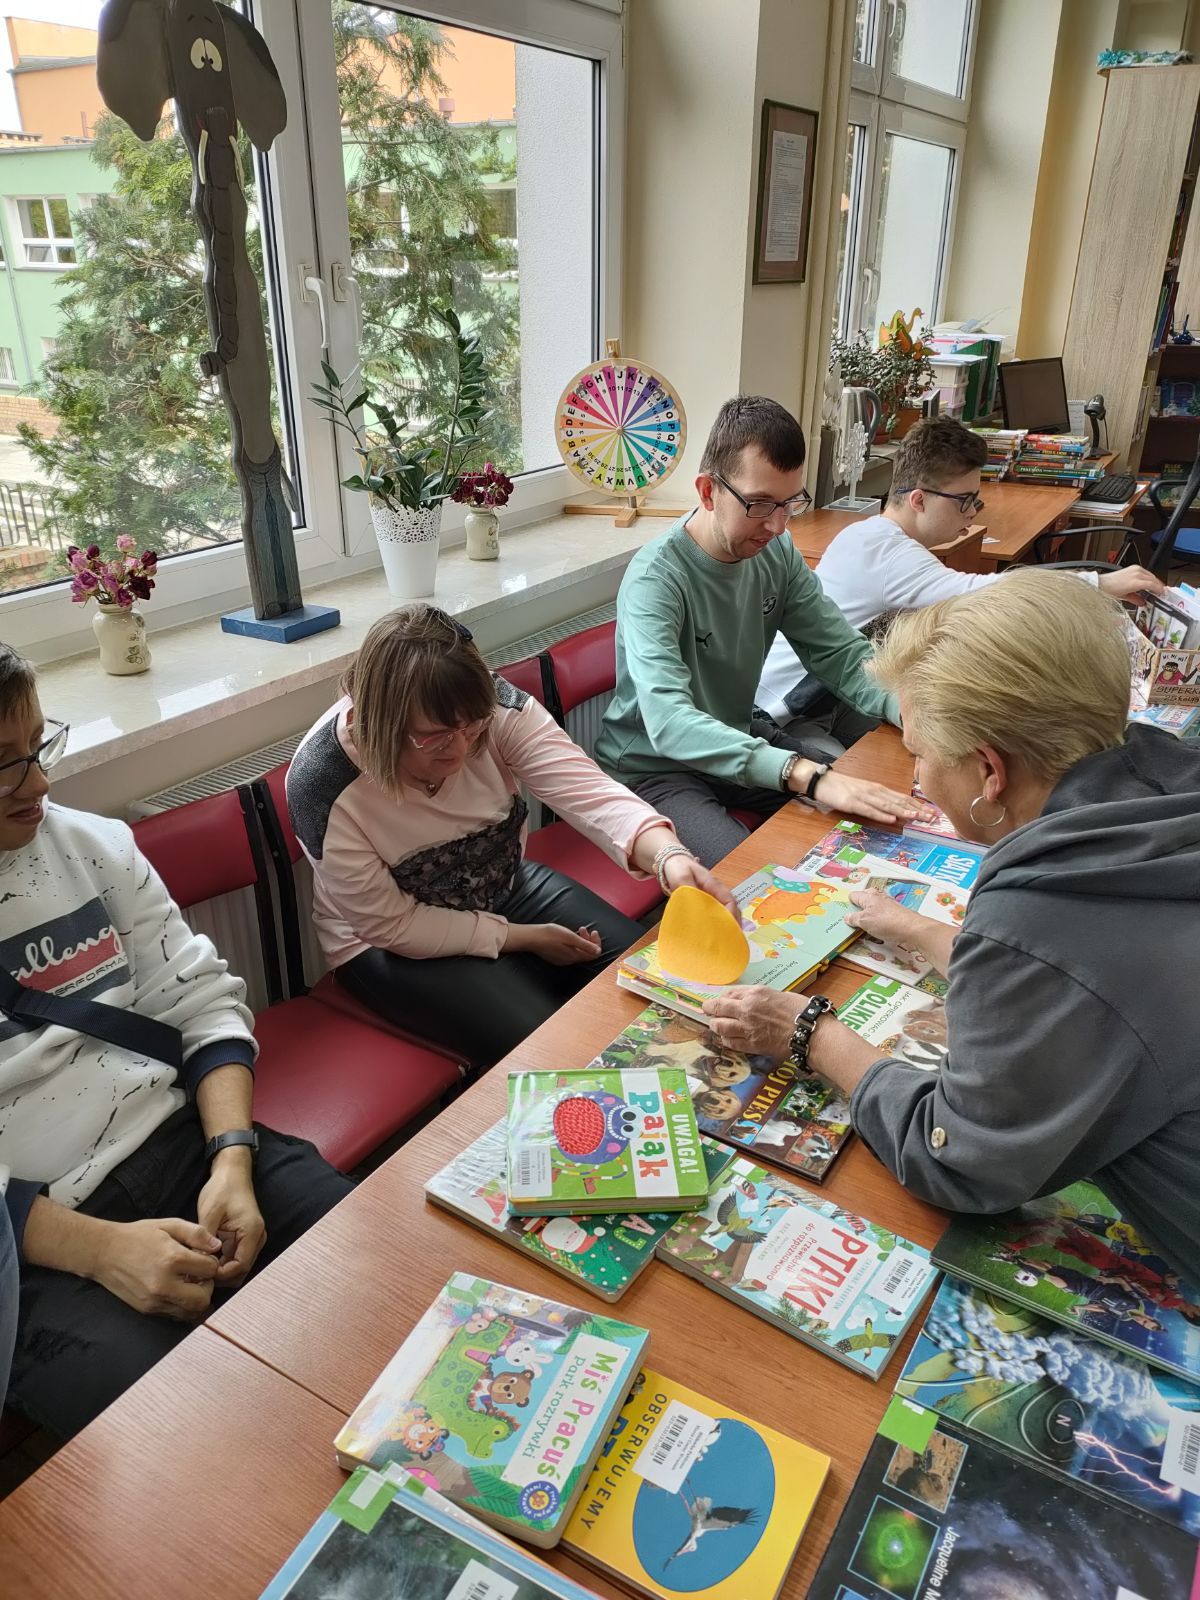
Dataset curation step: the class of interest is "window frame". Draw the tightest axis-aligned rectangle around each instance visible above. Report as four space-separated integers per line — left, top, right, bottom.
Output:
1 0 624 658
13 195 77 269
838 0 973 340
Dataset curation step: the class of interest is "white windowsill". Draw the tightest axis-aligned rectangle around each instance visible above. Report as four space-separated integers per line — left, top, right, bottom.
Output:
44 506 666 792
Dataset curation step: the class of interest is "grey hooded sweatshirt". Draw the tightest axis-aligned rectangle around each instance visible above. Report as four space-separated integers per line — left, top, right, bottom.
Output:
851 724 1200 1284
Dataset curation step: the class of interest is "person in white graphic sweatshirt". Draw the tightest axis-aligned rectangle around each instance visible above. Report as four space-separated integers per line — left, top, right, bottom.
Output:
0 646 352 1437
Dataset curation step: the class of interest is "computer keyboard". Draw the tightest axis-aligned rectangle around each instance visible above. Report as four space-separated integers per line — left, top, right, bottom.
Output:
1079 474 1138 504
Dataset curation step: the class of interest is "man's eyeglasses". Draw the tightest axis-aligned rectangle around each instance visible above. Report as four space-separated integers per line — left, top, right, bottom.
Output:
0 720 68 798
918 487 985 515
713 473 813 521
408 715 491 755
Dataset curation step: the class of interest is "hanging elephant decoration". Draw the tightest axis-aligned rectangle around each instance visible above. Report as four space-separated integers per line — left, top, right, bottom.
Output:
97 0 322 629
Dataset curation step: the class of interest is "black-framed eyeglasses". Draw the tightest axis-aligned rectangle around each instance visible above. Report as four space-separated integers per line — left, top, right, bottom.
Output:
917 487 985 515
0 720 68 799
713 473 813 521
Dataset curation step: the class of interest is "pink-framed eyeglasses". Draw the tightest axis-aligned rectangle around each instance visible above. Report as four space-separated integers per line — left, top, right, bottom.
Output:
407 715 491 754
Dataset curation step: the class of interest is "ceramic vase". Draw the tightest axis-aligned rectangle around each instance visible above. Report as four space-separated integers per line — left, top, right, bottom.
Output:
92 603 151 676
464 507 500 561
369 499 442 598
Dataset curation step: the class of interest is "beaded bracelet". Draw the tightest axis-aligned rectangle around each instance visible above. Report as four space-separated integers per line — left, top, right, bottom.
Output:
652 842 696 893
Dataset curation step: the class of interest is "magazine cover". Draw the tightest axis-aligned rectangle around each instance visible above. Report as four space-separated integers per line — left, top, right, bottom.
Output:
617 863 858 1021
261 1466 604 1599
425 1119 735 1301
590 1004 854 1182
333 1273 649 1547
838 976 949 1071
805 822 984 890
505 1068 708 1216
905 776 972 843
807 1400 1200 1599
932 1182 1200 1383
657 1155 937 1379
562 1367 829 1600
896 1276 1200 1536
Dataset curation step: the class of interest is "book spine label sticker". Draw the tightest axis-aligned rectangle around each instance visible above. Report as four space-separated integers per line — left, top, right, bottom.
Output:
1163 1409 1200 1494
512 1145 553 1199
445 1561 519 1600
633 1399 721 1495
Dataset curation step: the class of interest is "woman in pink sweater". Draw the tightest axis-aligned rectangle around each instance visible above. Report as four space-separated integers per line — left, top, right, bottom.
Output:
287 605 727 1066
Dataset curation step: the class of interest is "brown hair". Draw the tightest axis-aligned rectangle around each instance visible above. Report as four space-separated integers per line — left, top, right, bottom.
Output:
0 644 37 721
699 395 806 480
342 605 496 792
889 417 988 498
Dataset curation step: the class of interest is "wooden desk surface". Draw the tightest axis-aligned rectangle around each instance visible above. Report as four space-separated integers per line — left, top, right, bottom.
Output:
3 730 941 1600
791 481 1081 570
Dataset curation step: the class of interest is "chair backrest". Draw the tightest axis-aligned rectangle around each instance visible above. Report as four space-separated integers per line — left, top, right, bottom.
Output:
251 763 309 999
132 788 259 909
262 761 301 865
132 786 284 1007
546 620 616 716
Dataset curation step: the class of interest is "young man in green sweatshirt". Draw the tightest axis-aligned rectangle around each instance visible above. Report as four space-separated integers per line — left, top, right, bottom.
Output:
594 395 929 866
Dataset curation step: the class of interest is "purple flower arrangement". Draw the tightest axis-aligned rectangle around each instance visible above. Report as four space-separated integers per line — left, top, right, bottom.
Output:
450 462 514 510
67 536 160 608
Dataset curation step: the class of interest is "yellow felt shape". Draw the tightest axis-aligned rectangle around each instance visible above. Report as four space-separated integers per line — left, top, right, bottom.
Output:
658 885 750 985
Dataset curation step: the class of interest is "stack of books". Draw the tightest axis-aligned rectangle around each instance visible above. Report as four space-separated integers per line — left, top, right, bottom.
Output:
969 424 1025 480
811 1185 1200 1596
1008 432 1106 487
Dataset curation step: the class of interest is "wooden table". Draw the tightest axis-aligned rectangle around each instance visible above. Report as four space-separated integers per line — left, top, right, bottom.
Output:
792 481 1082 571
0 729 944 1600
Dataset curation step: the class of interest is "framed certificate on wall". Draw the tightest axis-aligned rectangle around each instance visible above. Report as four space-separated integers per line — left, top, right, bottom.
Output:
753 98 819 285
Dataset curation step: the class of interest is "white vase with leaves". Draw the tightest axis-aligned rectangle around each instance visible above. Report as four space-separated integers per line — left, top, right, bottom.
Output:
311 306 495 598
68 535 158 676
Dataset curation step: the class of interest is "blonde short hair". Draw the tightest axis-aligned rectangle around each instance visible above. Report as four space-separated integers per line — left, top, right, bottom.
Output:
342 604 496 793
870 569 1129 783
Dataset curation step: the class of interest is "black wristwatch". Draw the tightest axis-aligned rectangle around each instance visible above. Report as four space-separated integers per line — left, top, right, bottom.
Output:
204 1128 259 1166
787 995 835 1073
804 762 831 801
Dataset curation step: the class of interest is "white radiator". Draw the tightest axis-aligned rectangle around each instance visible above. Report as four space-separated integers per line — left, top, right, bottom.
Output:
130 603 618 1002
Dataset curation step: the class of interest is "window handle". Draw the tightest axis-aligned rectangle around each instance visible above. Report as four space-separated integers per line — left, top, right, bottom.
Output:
331 261 362 350
299 266 329 351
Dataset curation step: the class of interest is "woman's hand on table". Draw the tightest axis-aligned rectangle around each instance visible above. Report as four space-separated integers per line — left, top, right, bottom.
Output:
845 887 928 947
703 986 801 1059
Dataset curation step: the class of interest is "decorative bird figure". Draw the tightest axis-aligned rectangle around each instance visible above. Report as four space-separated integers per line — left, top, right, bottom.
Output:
664 1484 759 1568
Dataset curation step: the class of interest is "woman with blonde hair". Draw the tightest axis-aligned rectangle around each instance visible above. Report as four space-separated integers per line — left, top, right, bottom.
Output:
287 604 728 1067
704 569 1200 1283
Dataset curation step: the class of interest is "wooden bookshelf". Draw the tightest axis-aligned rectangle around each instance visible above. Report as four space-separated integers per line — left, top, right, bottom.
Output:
1063 65 1200 469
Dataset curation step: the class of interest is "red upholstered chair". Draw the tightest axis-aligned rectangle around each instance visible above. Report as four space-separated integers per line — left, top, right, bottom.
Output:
132 789 462 1172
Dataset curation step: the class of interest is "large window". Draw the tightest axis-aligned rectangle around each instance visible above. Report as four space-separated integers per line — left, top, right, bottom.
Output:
836 0 975 338
0 0 622 651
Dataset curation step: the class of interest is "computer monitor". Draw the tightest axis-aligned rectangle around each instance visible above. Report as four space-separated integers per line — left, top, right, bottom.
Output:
997 357 1072 433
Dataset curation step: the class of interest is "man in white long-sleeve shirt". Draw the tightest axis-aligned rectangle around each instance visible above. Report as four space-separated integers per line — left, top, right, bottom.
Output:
757 418 1163 740
0 646 351 1436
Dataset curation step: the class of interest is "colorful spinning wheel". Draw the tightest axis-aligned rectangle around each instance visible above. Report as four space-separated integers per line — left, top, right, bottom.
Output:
556 354 687 499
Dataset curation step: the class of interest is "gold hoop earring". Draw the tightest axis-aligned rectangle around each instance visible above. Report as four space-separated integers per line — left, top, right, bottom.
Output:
969 794 1008 829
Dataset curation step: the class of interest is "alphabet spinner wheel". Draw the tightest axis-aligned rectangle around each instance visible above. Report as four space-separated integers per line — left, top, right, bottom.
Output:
555 357 687 497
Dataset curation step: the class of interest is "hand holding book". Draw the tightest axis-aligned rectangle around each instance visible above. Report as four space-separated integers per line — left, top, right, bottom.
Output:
846 886 957 977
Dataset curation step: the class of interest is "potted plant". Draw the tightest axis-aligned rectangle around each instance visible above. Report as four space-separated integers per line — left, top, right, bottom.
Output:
830 310 935 440
451 462 514 561
311 306 492 597
67 536 159 675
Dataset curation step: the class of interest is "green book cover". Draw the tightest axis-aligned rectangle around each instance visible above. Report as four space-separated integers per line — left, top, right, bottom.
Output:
334 1272 649 1548
617 863 858 1022
838 976 949 1071
506 1067 708 1216
426 1118 735 1300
